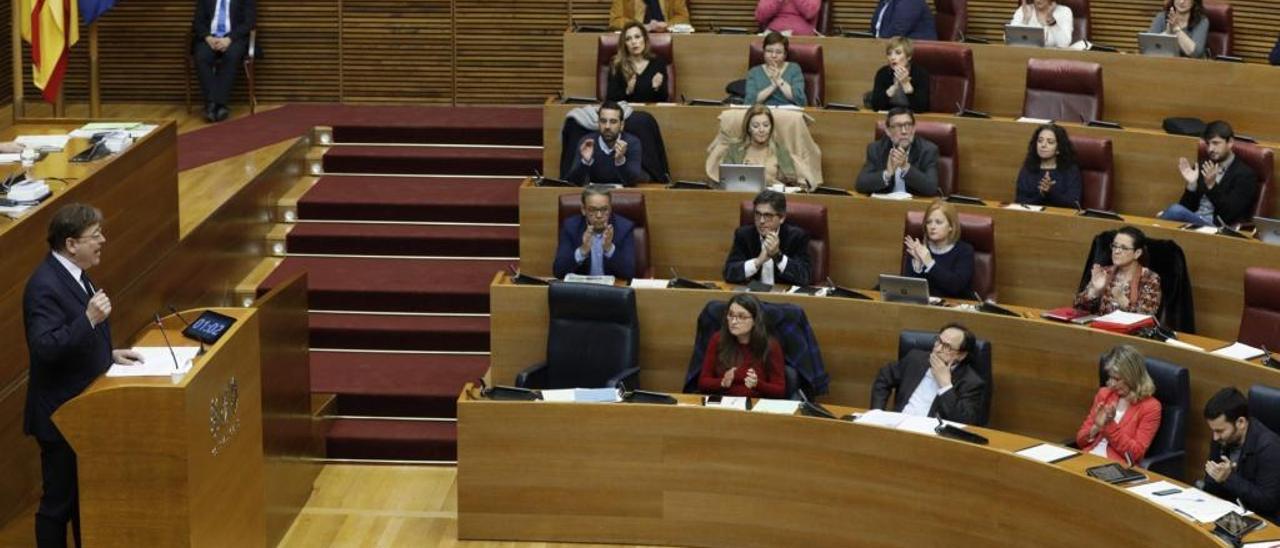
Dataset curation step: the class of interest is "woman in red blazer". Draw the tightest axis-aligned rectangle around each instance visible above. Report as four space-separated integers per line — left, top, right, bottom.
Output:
697 294 786 398
1076 345 1163 463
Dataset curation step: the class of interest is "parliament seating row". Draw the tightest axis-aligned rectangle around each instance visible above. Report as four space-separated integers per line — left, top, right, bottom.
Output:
563 32 1280 143
544 103 1278 220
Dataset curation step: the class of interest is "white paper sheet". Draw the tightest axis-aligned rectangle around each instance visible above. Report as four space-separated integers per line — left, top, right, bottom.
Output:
563 274 616 285
1164 338 1204 352
870 191 914 201
1094 310 1153 326
629 278 670 289
1128 481 1243 523
15 135 70 151
750 399 801 415
1211 342 1266 361
704 396 748 410
1003 203 1045 212
539 388 621 403
1014 443 1078 463
105 346 199 377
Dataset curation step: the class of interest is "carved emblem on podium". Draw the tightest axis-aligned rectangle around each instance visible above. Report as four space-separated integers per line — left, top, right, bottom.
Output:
209 377 241 455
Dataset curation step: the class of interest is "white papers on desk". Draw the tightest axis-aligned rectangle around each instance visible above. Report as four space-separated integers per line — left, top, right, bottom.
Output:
1189 225 1220 235
1243 541 1280 548
1094 310 1153 326
539 388 622 403
704 396 748 410
629 278 670 289
852 409 964 436
0 153 20 164
563 274 615 285
15 135 70 151
1003 203 1045 212
751 399 801 415
105 346 199 377
1014 443 1078 464
870 191 913 201
70 122 156 139
1128 481 1243 523
1015 117 1053 125
1211 342 1266 361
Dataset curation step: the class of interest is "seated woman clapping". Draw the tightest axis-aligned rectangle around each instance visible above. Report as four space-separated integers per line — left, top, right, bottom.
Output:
697 294 786 398
606 21 670 103
1074 226 1162 316
1076 345 1163 464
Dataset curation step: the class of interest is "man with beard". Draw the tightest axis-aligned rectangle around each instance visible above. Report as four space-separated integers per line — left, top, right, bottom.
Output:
565 101 646 186
1201 387 1280 523
1159 120 1259 227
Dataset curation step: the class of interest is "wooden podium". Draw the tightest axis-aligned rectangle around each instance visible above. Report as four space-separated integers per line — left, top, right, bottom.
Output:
53 308 267 547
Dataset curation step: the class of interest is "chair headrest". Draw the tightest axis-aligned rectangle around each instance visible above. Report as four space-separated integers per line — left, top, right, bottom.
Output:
739 200 828 239
1245 267 1280 311
549 283 637 324
1026 58 1103 95
1070 135 1113 169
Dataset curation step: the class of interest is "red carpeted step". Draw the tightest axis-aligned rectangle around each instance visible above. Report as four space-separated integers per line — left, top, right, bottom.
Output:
297 176 520 223
287 222 517 257
259 256 505 313
330 109 541 146
312 352 489 418
321 146 541 176
308 312 490 352
326 418 457 461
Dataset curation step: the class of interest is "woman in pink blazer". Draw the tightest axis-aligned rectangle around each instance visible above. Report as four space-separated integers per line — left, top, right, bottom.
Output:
1076 345 1163 464
756 0 822 36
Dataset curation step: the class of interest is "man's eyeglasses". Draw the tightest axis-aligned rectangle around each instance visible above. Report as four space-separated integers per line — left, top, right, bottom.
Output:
75 230 104 241
934 337 963 353
888 122 915 132
753 211 780 221
584 206 610 215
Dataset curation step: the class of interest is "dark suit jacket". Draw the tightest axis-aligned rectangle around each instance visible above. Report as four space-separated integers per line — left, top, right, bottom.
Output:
1177 156 1260 226
552 213 637 279
870 349 985 425
723 223 812 286
23 253 113 443
192 0 257 43
871 0 938 40
1204 418 1280 523
855 136 940 196
564 132 646 186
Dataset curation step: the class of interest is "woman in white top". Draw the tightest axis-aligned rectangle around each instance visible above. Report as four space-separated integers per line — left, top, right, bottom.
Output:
1010 0 1074 49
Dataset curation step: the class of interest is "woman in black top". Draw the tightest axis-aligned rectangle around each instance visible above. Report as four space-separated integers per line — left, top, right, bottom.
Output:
1014 123 1083 207
606 21 670 103
869 36 931 113
902 199 974 298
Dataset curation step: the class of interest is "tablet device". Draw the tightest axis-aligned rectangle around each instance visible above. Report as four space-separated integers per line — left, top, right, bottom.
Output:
1255 216 1280 245
1138 32 1180 57
719 164 766 193
181 310 237 345
1004 25 1046 48
879 274 930 305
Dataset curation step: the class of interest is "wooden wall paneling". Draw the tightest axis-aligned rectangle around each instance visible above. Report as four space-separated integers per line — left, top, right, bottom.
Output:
339 0 453 104
454 1 568 104
252 3 343 103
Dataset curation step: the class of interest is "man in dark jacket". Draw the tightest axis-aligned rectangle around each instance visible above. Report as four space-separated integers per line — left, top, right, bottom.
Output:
723 190 811 286
192 0 257 122
1203 387 1280 524
1159 120 1259 227
871 323 986 425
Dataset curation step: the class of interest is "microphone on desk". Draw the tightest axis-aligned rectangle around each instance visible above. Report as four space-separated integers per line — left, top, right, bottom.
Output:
153 313 184 371
168 305 207 356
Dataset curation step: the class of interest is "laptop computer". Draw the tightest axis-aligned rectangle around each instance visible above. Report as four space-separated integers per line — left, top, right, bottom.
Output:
719 164 766 193
1004 25 1046 48
879 274 930 305
1255 217 1280 245
1137 32 1180 57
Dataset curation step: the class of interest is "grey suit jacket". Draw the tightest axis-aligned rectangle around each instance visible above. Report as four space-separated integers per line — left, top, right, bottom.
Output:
855 136 940 196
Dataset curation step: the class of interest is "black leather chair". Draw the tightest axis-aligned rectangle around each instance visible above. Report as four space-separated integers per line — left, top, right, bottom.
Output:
897 329 993 426
1248 384 1280 437
515 283 641 390
1096 356 1189 480
1078 230 1196 333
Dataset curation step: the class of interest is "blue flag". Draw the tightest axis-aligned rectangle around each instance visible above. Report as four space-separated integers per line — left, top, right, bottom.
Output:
79 0 116 25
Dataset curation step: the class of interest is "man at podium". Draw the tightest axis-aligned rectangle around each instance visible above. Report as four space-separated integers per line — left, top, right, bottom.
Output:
23 203 141 547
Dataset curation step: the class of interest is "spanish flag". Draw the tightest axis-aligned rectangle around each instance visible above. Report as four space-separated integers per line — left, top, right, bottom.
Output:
20 0 79 103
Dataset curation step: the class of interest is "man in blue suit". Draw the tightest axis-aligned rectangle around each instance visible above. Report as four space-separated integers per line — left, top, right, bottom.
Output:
871 0 938 40
192 0 257 122
24 203 141 547
564 101 646 186
553 186 637 279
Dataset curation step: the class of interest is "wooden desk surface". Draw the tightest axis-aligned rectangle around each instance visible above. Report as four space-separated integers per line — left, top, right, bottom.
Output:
489 275 1280 481
541 103 1256 218
458 388 1278 546
518 182 1277 341
563 32 1280 144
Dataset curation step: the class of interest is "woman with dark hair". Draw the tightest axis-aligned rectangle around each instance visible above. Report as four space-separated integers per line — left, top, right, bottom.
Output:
697 294 786 398
744 32 807 106
1075 345 1162 464
606 21 670 103
1074 226 1162 316
1148 0 1209 58
1013 124 1082 207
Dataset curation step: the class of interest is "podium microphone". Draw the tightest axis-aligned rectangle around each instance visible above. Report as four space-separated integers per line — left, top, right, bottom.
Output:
153 313 184 371
168 305 207 356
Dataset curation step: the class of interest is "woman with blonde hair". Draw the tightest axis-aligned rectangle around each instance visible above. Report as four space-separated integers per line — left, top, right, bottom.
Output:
606 21 670 103
901 200 974 298
1076 345 1162 464
718 104 802 187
